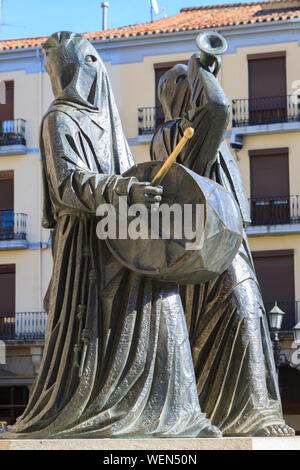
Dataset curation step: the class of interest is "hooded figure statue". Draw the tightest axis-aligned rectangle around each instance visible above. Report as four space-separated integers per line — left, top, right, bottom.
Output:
3 32 219 439
151 54 294 437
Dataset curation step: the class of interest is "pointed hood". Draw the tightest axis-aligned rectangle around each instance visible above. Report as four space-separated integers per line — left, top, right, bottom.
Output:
42 31 134 176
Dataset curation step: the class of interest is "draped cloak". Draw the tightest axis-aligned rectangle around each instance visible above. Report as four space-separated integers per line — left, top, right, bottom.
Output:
151 57 285 435
5 33 211 438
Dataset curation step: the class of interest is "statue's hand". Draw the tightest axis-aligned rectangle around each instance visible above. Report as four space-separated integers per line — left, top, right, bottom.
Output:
129 182 163 209
188 52 221 77
211 56 221 77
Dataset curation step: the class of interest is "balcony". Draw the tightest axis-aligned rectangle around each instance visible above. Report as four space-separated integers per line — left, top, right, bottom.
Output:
0 312 47 341
250 195 300 226
0 119 27 156
138 97 300 136
0 306 296 342
0 211 28 250
232 95 300 128
138 106 163 135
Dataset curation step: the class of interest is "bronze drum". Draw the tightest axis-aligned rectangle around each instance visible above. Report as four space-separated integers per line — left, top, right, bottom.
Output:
105 162 243 284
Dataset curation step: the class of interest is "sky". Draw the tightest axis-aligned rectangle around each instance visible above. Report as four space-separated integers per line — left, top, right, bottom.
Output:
0 0 254 40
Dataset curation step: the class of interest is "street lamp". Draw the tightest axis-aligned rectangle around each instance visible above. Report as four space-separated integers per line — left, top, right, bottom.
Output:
268 303 300 371
268 302 286 371
268 301 286 332
0 421 6 433
293 321 300 344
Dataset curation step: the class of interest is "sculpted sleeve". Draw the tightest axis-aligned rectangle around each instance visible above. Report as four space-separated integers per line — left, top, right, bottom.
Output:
41 110 137 227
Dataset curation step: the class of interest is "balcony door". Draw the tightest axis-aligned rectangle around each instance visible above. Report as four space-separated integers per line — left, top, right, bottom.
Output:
250 148 290 225
279 366 300 421
0 81 14 144
0 170 14 240
0 80 13 122
252 250 295 329
248 52 287 125
0 264 15 339
0 386 29 425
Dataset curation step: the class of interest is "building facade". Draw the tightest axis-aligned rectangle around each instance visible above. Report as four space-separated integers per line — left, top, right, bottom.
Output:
0 0 300 431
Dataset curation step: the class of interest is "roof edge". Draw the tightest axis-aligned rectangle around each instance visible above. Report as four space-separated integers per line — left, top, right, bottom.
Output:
180 0 300 12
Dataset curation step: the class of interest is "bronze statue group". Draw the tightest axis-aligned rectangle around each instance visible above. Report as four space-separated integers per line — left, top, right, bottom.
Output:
1 31 294 439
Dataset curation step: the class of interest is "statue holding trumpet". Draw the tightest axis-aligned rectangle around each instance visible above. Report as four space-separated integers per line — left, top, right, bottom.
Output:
151 31 294 437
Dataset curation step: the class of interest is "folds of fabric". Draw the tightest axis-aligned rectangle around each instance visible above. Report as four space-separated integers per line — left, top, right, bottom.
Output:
151 57 284 435
152 128 285 434
8 216 209 438
182 235 284 435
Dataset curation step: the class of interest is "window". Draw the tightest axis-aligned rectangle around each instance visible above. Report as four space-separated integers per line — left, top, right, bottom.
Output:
248 52 287 124
279 366 300 418
154 60 188 126
0 170 14 239
0 386 29 425
249 148 290 225
252 250 295 329
0 264 15 313
0 81 14 122
0 264 15 339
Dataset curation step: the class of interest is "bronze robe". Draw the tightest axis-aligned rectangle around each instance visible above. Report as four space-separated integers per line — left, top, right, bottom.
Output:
151 60 284 435
6 101 210 438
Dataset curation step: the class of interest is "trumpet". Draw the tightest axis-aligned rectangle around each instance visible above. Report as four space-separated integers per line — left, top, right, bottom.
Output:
195 31 227 76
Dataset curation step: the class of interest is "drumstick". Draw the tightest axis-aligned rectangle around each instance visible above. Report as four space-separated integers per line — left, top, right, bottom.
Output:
151 127 194 186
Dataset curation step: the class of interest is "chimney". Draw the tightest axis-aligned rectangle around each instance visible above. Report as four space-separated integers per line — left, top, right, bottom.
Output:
101 2 109 31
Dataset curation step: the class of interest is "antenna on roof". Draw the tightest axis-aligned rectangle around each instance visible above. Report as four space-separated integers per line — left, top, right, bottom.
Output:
0 0 25 32
0 0 3 27
101 2 109 31
150 0 159 22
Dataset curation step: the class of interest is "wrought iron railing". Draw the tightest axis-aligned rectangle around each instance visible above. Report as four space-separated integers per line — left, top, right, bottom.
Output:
265 301 300 331
0 312 47 340
139 96 300 131
0 119 26 146
232 95 300 127
250 195 300 226
0 211 27 241
0 305 297 341
138 106 164 135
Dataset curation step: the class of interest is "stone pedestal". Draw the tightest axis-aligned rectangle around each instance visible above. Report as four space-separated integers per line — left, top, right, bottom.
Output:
0 437 299 450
